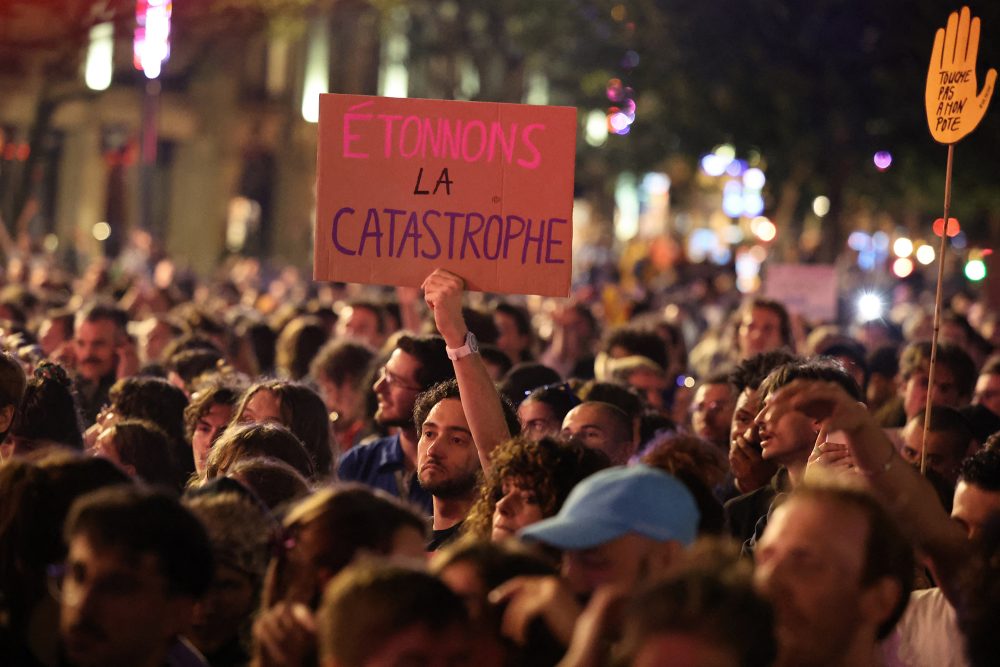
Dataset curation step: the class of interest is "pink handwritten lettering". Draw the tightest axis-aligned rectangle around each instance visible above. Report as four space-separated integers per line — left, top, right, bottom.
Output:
377 114 403 158
516 124 544 169
341 102 548 169
342 101 374 158
399 116 422 158
462 120 487 162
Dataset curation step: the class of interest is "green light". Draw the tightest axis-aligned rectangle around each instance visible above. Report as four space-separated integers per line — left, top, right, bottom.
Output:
965 259 987 282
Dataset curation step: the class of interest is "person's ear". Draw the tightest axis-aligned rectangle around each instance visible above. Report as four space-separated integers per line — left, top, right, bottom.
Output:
861 576 902 632
649 539 684 577
0 404 15 434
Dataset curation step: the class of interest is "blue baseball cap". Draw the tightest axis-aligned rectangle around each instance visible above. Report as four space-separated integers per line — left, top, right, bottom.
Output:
518 464 699 550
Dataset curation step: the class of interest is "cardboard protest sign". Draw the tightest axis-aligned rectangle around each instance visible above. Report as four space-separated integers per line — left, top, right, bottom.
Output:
763 264 838 323
925 6 995 144
314 94 577 296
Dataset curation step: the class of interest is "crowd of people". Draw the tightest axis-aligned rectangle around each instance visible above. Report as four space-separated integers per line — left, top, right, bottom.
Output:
0 249 999 667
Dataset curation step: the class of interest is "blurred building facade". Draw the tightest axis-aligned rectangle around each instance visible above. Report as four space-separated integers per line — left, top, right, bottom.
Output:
0 1 394 274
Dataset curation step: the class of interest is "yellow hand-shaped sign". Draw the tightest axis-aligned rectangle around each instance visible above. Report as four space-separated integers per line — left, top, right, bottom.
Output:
926 6 996 144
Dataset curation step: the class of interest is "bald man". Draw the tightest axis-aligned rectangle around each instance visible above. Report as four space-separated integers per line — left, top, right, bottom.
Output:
561 401 636 464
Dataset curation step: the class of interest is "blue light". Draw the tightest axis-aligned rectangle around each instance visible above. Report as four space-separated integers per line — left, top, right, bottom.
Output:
742 192 765 216
858 248 876 271
711 246 733 265
701 154 727 176
726 159 747 177
848 231 870 251
723 193 744 217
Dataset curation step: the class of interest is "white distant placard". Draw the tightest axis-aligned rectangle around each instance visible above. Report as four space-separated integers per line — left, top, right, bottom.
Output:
763 263 838 322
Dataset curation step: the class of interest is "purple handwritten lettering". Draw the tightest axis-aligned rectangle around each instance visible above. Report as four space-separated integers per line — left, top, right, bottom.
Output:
421 210 443 259
545 218 566 263
461 212 485 259
358 208 383 257
521 217 545 264
502 215 526 259
482 215 503 260
331 207 357 255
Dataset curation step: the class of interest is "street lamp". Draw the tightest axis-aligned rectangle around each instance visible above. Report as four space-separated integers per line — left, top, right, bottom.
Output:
85 22 115 91
133 0 172 80
133 1 171 233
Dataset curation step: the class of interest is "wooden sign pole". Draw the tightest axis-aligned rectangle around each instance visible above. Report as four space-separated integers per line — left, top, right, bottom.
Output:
920 6 995 474
920 145 953 475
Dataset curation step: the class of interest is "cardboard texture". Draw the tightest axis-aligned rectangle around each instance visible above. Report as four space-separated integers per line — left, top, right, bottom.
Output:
314 94 577 296
925 6 995 144
763 264 838 322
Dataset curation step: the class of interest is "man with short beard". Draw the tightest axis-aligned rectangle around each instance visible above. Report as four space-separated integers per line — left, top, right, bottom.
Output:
414 378 520 550
69 304 130 425
337 333 454 514
339 269 517 522
414 269 522 549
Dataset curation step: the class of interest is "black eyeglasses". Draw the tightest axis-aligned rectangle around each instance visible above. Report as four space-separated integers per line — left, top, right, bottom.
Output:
377 366 422 392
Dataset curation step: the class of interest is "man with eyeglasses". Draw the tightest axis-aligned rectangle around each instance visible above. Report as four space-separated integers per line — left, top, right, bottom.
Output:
337 333 454 514
690 373 737 451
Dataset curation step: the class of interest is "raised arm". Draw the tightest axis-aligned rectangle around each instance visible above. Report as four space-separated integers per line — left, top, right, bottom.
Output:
760 379 969 602
422 269 511 473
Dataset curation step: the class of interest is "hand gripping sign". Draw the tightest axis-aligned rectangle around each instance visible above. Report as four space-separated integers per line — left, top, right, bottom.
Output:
314 94 577 296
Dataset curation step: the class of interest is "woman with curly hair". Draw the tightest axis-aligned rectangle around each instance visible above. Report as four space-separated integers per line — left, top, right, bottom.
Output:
641 432 727 535
2 361 83 457
463 436 610 542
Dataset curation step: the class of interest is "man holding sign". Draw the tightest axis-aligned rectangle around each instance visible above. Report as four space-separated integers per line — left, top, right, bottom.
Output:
338 268 516 542
418 269 519 549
